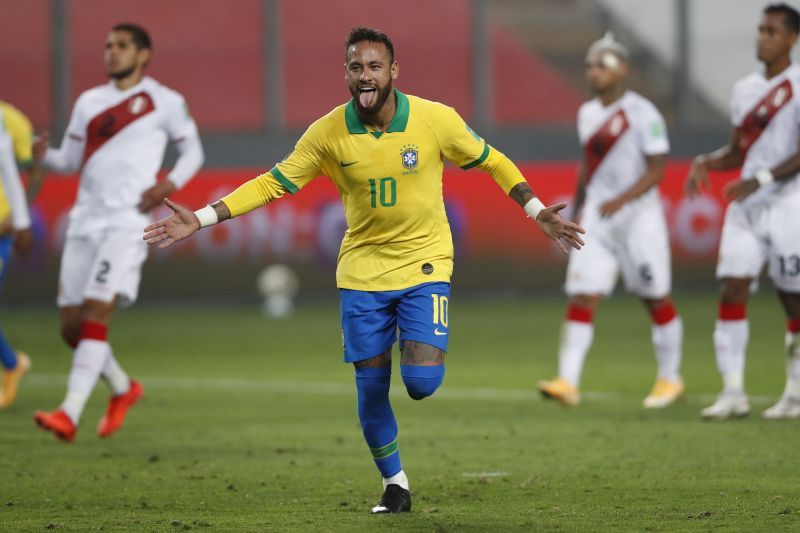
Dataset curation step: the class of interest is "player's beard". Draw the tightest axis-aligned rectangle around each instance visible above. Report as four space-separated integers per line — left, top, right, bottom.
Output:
108 64 137 81
351 82 393 115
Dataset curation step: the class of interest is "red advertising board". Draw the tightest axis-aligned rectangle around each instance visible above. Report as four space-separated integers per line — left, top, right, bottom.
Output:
30 161 738 265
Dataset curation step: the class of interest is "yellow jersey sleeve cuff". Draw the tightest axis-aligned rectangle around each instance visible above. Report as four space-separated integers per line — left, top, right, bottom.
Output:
220 170 288 217
270 165 299 194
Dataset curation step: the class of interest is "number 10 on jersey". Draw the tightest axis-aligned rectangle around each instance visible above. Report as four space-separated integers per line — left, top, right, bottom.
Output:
369 177 396 208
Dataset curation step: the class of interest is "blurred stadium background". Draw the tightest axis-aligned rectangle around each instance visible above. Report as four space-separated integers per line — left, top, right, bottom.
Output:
0 0 783 303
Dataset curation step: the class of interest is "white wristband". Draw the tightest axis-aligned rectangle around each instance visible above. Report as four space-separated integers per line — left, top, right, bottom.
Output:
194 205 218 228
523 197 546 220
755 169 774 187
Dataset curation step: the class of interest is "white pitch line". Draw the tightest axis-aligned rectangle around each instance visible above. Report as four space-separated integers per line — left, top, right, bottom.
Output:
24 373 776 404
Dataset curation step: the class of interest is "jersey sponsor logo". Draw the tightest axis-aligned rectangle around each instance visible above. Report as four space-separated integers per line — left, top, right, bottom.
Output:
739 78 793 155
83 91 155 165
421 262 434 275
584 109 629 180
434 328 448 336
340 160 358 167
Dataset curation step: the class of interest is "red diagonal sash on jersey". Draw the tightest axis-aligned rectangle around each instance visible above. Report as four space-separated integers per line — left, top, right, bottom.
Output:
584 109 629 180
83 92 155 165
739 78 793 154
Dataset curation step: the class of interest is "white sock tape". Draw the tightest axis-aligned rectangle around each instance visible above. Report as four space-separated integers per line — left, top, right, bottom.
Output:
194 205 218 228
755 169 774 187
523 197 546 220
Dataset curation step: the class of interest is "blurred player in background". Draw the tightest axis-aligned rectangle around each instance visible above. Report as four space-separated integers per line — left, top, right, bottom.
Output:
143 26 584 514
0 101 41 407
538 33 683 408
686 3 800 420
32 23 204 440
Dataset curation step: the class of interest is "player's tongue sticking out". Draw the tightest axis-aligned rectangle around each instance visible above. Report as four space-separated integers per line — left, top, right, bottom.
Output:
359 87 377 109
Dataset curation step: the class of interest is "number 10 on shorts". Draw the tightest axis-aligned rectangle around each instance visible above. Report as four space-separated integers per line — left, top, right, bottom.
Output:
432 294 449 327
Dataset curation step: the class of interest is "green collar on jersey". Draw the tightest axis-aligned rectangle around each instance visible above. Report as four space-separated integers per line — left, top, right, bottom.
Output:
345 89 409 137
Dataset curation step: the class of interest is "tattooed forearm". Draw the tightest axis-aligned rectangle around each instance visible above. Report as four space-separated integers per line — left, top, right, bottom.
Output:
401 341 446 366
212 200 232 222
509 182 536 208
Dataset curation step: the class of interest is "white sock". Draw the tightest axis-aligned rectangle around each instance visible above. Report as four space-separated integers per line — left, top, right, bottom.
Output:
783 331 800 398
713 319 749 394
652 316 683 381
383 469 409 491
558 321 594 387
61 339 110 423
101 348 130 396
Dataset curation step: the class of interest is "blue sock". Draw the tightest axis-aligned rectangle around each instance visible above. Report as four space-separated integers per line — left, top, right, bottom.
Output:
401 364 445 400
0 327 17 370
354 366 401 478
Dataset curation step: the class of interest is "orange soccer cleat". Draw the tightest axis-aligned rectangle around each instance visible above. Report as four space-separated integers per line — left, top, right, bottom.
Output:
97 380 143 438
1 352 31 408
537 377 581 406
34 409 77 442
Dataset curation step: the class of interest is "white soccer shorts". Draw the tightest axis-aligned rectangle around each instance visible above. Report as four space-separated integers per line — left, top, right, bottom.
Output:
58 228 148 308
716 195 800 293
565 205 672 299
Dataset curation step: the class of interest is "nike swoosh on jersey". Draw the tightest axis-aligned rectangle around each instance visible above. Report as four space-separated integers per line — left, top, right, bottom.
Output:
340 160 358 167
434 328 448 336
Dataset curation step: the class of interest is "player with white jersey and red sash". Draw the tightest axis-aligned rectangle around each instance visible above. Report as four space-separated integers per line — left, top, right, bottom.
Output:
32 24 204 441
687 4 800 420
538 33 684 408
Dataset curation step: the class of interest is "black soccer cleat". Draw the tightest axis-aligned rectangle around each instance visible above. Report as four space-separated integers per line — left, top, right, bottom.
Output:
370 484 412 514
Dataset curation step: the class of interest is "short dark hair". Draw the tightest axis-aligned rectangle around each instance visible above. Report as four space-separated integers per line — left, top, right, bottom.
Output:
765 3 800 34
344 26 394 62
112 23 152 50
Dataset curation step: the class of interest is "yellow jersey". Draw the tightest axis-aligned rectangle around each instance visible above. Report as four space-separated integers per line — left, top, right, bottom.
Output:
222 90 527 291
0 101 34 224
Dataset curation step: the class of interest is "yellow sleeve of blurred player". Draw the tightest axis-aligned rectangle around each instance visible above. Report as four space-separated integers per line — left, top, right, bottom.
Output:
0 102 34 167
221 120 325 217
431 104 526 194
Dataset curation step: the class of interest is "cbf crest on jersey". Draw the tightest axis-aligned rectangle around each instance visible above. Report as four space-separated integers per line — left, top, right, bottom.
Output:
400 144 419 175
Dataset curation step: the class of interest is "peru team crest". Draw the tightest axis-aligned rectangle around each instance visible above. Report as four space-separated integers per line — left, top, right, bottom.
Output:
401 146 418 170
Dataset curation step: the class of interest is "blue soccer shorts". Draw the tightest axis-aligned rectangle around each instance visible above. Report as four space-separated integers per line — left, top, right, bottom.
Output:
340 281 451 363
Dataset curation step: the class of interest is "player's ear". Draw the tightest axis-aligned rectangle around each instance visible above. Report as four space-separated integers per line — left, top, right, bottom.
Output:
391 61 399 81
138 48 152 68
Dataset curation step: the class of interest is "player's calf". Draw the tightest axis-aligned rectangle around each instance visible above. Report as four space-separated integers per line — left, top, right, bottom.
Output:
400 364 445 400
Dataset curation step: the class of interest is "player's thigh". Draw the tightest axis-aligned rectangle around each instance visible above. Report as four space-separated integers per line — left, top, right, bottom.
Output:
83 230 148 307
565 218 618 297
339 288 398 363
619 210 672 298
767 198 800 292
58 234 101 308
395 281 451 355
716 203 766 281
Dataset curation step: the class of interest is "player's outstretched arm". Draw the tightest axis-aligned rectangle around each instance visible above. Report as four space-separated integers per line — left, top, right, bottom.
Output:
509 182 585 255
143 199 230 249
685 129 744 197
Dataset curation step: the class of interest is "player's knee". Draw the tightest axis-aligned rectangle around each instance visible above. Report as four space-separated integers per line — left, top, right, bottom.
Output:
400 364 445 400
60 324 80 349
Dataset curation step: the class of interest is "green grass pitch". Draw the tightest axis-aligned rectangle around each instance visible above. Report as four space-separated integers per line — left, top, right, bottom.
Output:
1 291 799 531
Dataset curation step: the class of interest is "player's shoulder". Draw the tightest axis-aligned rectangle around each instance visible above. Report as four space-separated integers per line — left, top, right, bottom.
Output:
140 77 186 104
732 70 764 96
0 101 32 131
622 91 661 115
406 94 458 119
578 98 601 118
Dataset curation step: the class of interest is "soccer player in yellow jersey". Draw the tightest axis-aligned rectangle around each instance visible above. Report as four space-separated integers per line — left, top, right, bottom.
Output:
0 101 42 407
144 27 585 513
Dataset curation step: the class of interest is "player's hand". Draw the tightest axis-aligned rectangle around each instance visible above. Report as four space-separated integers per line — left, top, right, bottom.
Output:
138 179 177 213
143 198 200 249
32 131 49 161
534 202 586 255
12 228 34 256
723 178 759 202
599 197 625 218
685 157 710 198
